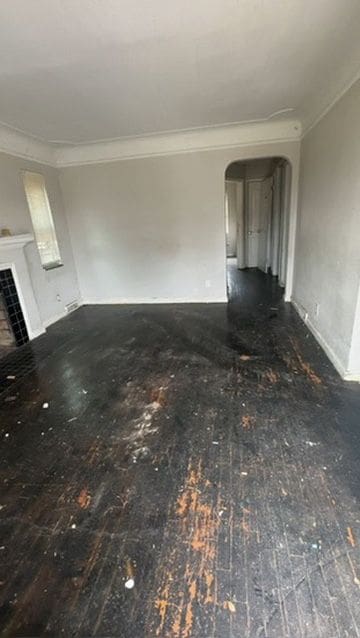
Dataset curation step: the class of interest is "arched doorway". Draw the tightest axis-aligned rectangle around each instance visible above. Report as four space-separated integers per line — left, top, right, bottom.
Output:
224 157 291 304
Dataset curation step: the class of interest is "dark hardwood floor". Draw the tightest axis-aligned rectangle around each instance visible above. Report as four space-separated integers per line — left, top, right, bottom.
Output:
0 265 359 637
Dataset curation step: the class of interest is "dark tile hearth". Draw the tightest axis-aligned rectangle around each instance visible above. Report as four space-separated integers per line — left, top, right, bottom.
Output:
0 267 359 637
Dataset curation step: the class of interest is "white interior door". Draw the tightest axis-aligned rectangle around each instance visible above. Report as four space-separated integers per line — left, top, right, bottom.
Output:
258 177 273 272
245 180 262 267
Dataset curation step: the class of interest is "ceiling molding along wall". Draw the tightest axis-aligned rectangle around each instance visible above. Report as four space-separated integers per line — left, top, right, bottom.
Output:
54 119 301 167
0 118 301 168
301 73 360 139
1 70 359 163
0 123 56 166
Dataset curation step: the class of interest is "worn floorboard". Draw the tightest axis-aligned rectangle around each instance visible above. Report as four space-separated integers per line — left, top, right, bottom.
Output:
0 264 359 637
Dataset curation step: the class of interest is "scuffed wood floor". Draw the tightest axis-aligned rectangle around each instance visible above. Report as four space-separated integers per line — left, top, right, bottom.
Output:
0 267 359 637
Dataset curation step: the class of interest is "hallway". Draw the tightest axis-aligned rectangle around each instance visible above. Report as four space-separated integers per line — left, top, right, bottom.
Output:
0 274 359 637
226 257 284 309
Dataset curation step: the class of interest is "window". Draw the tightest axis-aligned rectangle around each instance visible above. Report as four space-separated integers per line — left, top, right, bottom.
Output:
22 171 62 270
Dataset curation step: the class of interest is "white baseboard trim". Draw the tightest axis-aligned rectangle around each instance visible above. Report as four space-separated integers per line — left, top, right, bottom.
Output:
291 298 348 379
27 295 360 381
28 326 46 340
42 310 69 329
42 301 82 329
82 296 228 305
342 370 360 382
31 296 226 340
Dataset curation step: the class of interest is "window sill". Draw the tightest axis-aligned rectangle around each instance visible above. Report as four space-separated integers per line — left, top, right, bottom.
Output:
43 261 63 271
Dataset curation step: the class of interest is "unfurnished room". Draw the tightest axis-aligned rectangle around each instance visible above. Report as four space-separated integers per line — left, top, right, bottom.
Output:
0 2 360 637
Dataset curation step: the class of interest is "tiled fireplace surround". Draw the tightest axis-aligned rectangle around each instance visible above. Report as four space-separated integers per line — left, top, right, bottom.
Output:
0 269 29 350
0 235 45 353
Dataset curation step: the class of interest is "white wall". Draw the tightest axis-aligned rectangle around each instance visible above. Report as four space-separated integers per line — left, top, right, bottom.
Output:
0 152 80 326
59 141 300 304
293 79 360 379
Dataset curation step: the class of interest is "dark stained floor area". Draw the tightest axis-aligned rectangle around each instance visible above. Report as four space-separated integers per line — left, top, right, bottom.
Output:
0 345 14 363
0 266 360 637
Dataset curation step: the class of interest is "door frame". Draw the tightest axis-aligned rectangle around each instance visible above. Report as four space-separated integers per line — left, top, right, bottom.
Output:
224 155 296 302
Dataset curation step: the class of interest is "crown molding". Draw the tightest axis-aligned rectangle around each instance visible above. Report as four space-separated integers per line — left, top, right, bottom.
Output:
301 73 360 139
0 123 56 166
1 67 360 165
0 118 301 168
54 119 301 167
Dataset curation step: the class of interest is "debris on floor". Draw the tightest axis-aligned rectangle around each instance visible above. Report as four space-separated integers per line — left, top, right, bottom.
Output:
150 386 167 408
132 445 150 462
0 276 359 637
347 527 356 548
242 414 255 430
77 488 91 509
224 601 236 613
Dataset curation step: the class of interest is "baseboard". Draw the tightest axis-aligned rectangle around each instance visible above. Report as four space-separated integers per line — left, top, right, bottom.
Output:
37 296 226 334
42 300 82 329
82 296 228 305
342 371 360 382
43 312 67 329
28 326 46 340
291 298 349 379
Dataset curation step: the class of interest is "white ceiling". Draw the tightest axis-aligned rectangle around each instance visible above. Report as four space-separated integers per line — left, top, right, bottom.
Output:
0 0 360 144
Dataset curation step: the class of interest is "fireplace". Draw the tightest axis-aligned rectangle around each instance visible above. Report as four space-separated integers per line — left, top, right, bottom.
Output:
0 233 45 347
0 291 15 357
0 269 29 359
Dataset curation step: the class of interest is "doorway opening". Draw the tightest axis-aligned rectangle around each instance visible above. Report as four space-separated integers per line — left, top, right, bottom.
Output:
224 157 291 306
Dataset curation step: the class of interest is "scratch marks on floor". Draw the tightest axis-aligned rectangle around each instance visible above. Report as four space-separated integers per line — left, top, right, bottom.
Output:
0 283 359 637
289 337 323 386
153 459 219 637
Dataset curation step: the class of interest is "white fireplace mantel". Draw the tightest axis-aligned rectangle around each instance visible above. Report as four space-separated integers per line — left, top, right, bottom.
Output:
0 233 34 248
0 233 45 340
